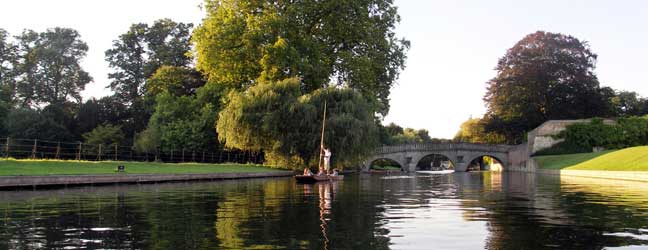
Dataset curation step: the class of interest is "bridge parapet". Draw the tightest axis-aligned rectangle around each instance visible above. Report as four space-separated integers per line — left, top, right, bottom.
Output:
373 143 513 155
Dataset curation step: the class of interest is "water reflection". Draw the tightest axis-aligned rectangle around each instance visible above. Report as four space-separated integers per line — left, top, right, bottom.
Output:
0 173 647 249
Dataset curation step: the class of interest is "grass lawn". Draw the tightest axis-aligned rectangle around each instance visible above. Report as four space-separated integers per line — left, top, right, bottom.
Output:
0 159 286 176
534 146 648 171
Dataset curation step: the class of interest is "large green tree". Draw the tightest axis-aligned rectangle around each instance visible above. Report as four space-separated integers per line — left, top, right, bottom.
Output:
135 67 218 153
14 28 92 107
483 31 609 143
106 19 193 103
193 0 409 115
135 89 220 153
0 29 17 136
105 19 194 134
0 29 18 105
217 78 378 169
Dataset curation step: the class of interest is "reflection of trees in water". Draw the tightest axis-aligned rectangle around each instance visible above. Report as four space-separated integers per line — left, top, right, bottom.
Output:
0 183 225 249
454 172 648 250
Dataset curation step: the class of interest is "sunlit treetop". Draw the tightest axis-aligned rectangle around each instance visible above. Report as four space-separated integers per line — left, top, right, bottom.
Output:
193 0 410 116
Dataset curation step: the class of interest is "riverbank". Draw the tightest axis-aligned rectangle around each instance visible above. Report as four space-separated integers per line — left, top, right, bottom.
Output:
534 146 648 171
531 146 648 182
0 159 293 189
0 159 285 176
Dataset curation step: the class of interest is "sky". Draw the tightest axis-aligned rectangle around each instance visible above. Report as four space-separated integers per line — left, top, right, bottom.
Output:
1 0 647 139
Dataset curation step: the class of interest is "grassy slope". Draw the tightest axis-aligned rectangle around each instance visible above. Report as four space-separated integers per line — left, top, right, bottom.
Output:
0 159 285 176
534 146 648 171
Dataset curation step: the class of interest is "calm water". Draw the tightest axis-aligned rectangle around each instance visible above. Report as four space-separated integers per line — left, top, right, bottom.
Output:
1 172 648 250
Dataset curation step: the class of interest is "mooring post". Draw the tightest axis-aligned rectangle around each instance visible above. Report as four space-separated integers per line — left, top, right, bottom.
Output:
31 139 37 159
4 137 9 159
114 144 118 161
182 149 185 162
77 142 82 161
98 144 102 161
55 141 61 159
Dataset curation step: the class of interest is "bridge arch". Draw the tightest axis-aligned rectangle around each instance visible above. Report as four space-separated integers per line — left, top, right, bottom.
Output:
368 158 404 171
466 155 505 171
415 154 455 171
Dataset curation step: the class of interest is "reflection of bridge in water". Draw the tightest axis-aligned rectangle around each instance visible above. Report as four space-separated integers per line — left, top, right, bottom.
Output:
363 143 515 172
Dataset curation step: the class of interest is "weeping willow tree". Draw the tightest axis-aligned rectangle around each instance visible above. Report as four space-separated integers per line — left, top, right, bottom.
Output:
217 78 378 169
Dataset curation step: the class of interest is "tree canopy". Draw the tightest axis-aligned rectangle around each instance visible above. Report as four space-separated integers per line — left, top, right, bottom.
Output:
105 19 193 104
217 78 378 169
193 0 409 115
483 31 609 143
13 28 92 107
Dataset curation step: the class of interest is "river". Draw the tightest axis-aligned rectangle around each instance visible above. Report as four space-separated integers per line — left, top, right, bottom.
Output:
1 172 647 249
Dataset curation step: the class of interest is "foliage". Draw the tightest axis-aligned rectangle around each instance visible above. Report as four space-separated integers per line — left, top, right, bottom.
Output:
75 96 129 138
105 19 194 135
133 126 161 153
137 92 219 152
538 117 648 155
608 90 646 117
146 66 206 97
14 28 92 107
0 28 18 106
453 117 506 144
5 108 72 141
370 158 402 170
483 31 609 143
193 0 409 115
378 122 447 145
82 124 125 147
217 78 378 169
105 18 193 103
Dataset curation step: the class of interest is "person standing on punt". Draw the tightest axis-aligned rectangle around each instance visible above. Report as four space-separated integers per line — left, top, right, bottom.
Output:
322 146 332 175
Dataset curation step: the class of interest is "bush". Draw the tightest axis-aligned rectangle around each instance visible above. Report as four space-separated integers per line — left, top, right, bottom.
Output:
540 116 648 155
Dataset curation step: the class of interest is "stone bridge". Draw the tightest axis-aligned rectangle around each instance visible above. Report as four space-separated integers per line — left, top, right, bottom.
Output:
362 143 515 172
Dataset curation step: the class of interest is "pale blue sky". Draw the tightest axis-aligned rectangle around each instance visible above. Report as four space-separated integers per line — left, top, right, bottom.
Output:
1 0 647 138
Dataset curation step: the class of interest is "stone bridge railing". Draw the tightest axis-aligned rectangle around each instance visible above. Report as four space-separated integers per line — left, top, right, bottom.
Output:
372 143 514 155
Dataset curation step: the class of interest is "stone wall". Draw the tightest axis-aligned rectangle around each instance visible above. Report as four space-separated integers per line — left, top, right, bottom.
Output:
526 119 615 154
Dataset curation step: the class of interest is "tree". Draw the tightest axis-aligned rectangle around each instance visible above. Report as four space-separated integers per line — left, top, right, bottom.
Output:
14 28 92 107
76 96 129 139
82 124 125 147
484 31 608 143
105 19 194 135
454 117 506 144
136 91 219 152
609 90 644 117
106 19 193 103
217 78 378 169
5 108 72 140
146 66 206 97
0 29 18 106
193 0 409 115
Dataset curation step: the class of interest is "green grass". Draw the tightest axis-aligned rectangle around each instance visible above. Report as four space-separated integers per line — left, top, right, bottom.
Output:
534 146 648 171
0 159 286 176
